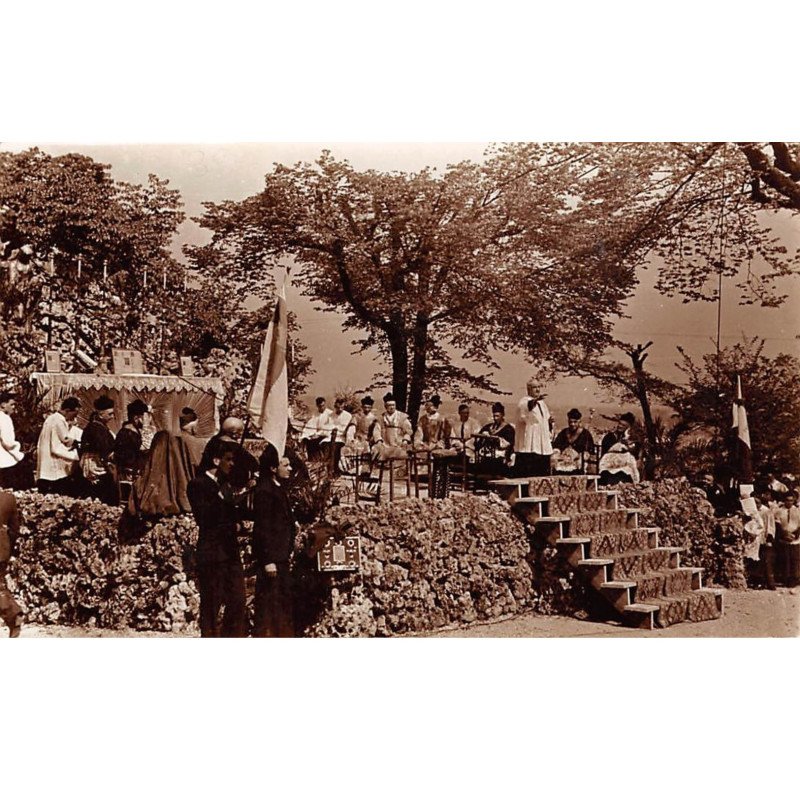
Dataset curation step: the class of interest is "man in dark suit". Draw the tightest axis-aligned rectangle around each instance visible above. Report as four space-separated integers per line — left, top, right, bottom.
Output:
0 490 23 637
187 439 247 637
252 443 296 637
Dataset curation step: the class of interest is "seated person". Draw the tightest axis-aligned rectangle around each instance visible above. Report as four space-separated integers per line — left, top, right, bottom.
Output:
326 397 353 474
339 396 383 474
300 397 333 460
601 412 641 458
598 442 640 486
451 403 482 462
413 394 452 452
477 402 515 476
413 394 455 499
379 392 412 460
552 408 596 474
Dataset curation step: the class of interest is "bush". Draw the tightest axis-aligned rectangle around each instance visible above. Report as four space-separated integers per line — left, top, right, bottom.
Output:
8 492 202 632
7 491 540 636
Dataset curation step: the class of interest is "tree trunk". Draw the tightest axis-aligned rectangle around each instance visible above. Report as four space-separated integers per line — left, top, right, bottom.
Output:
406 313 430 425
386 325 409 412
628 343 658 480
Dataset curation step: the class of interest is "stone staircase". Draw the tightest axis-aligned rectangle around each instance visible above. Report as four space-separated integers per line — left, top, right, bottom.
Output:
488 474 724 630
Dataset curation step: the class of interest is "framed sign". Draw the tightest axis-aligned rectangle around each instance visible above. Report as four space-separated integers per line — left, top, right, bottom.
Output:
179 356 195 377
112 348 144 375
44 350 62 373
317 534 362 572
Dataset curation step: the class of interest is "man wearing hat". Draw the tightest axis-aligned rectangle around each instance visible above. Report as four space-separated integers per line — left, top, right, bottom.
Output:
340 396 382 474
478 402 516 475
552 408 596 475
35 396 81 495
114 398 150 484
380 392 412 457
514 381 554 477
79 395 118 504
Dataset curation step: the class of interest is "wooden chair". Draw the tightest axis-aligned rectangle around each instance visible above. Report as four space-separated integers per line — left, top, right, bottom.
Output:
470 435 509 493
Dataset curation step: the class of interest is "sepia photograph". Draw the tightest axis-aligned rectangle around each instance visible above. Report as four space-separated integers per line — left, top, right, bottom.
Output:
3 6 799 798
1 141 798 640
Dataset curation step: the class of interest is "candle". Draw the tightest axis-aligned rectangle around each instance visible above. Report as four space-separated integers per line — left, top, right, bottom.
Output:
77 255 82 279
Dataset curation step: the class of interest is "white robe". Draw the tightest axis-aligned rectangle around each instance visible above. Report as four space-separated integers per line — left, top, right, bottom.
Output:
515 397 553 455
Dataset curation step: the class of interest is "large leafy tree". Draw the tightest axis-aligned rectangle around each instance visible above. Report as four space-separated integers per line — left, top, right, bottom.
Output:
188 147 649 421
0 148 186 377
525 142 800 472
672 338 800 480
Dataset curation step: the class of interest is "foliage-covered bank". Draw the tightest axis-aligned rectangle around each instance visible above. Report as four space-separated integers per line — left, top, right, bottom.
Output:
6 480 745 636
6 492 535 636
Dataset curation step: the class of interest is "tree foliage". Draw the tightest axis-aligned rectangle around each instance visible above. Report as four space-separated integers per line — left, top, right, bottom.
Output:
672 338 800 479
582 142 799 306
0 148 187 378
188 147 649 420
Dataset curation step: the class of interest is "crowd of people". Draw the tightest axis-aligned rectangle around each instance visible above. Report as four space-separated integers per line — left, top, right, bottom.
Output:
5 379 796 639
297 384 642 489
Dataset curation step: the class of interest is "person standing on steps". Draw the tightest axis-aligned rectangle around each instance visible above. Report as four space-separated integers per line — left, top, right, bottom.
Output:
513 381 553 477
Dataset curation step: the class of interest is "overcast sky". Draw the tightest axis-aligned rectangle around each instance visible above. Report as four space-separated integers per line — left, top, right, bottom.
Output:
5 142 799 414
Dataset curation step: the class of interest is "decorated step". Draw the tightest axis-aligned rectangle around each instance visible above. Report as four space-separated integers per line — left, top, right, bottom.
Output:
569 508 644 537
527 475 600 497
586 527 660 558
608 547 680 580
633 568 695 601
547 491 618 516
528 515 571 542
622 602 660 630
512 496 551 519
649 589 724 628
